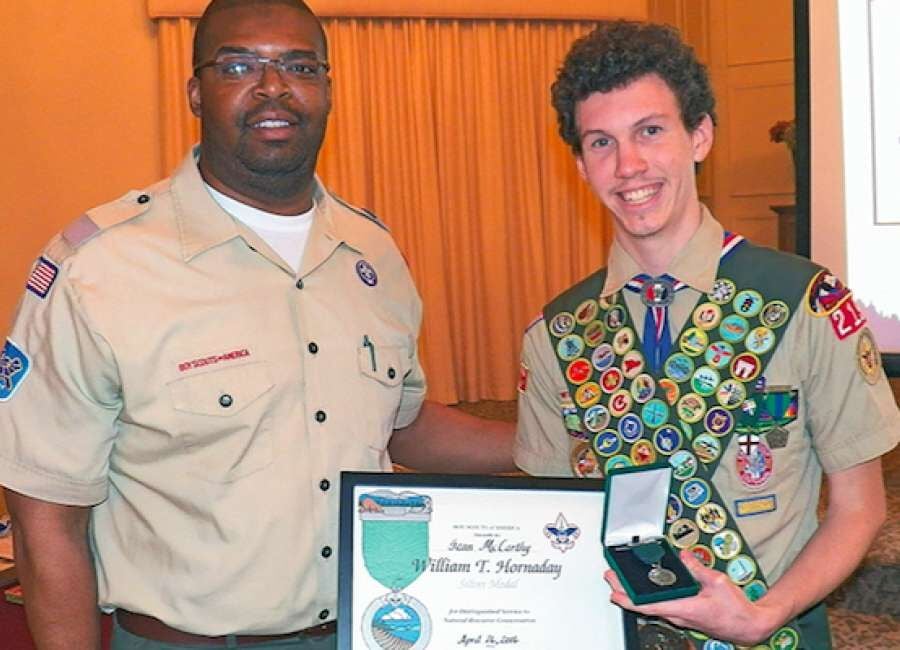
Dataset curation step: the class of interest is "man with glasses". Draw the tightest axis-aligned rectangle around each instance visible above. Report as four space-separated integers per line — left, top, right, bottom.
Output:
0 1 513 648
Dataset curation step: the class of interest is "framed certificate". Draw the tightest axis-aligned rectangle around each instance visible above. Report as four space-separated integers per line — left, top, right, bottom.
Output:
337 472 637 649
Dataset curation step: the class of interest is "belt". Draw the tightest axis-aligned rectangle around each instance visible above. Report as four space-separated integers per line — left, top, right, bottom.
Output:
116 610 336 647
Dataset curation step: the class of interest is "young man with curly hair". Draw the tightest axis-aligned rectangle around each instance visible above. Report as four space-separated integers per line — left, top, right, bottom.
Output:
515 21 899 648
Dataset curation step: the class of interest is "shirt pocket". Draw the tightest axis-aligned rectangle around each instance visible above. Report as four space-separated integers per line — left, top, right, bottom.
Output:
357 340 411 451
166 361 275 482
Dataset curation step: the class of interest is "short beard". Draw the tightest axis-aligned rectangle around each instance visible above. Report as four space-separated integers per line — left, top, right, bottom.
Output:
234 140 319 199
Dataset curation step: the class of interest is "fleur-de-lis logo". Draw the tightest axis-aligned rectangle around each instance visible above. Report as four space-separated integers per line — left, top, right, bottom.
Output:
0 354 24 392
543 513 580 553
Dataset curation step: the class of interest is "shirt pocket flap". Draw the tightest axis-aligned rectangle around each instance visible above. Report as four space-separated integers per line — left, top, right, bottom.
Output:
168 362 274 417
358 344 406 387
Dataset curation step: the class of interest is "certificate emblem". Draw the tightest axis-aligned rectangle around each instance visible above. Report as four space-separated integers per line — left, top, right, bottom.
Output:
543 512 581 552
359 491 433 650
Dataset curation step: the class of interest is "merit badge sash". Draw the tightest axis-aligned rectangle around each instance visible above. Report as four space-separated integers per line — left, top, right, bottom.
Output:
543 235 822 650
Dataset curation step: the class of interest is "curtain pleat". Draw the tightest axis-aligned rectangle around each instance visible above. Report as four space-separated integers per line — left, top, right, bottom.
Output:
156 16 612 403
158 17 200 172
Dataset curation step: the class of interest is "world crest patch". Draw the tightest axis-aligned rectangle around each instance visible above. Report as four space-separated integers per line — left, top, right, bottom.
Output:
0 339 31 401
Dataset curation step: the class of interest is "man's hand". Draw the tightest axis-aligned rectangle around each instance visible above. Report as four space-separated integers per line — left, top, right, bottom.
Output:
604 550 786 645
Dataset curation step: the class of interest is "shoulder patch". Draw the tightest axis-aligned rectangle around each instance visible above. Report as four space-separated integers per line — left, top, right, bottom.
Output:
0 339 31 401
331 194 389 232
25 256 59 299
806 270 852 317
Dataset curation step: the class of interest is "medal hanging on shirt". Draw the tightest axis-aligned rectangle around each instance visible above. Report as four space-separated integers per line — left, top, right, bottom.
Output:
633 539 677 587
359 490 433 649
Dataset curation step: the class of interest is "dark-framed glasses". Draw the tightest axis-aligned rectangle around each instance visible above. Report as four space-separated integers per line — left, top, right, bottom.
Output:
194 54 331 82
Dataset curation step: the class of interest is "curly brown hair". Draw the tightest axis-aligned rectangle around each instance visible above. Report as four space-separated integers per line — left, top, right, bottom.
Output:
552 21 716 154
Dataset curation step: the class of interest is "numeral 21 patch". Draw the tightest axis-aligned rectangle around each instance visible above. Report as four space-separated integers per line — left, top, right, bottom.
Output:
829 296 867 341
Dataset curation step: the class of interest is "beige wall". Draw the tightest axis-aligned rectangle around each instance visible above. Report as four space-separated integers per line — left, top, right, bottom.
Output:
1 2 163 333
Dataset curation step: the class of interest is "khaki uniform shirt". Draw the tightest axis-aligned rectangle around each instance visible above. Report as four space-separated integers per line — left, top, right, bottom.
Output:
0 151 425 634
515 209 900 581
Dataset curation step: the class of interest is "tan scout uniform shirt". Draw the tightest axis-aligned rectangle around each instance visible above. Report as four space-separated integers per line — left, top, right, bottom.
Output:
515 209 900 582
0 151 425 635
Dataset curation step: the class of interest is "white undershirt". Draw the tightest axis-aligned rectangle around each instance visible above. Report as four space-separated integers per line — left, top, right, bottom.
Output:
206 184 314 273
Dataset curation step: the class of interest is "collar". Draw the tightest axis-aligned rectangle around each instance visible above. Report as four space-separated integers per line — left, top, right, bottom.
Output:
171 147 370 263
602 204 724 297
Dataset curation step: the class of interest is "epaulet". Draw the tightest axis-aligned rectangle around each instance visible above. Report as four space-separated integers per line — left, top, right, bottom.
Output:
331 194 389 232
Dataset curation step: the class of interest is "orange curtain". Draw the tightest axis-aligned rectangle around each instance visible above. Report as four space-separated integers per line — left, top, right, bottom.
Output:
155 17 613 403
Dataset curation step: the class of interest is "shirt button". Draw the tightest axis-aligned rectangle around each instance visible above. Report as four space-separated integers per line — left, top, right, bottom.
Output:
219 394 233 408
387 367 396 379
321 546 332 558
295 279 304 289
137 194 150 204
319 479 330 491
315 410 327 423
318 609 329 621
308 342 319 354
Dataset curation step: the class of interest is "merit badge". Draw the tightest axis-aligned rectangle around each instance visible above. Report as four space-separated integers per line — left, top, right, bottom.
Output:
618 414 644 443
612 327 636 355
690 545 715 569
630 373 656 404
641 276 675 308
591 343 615 372
705 341 735 370
691 366 721 397
608 390 633 417
679 328 709 357
730 352 761 383
604 454 632 473
760 300 790 329
641 399 670 429
605 305 626 331
583 320 606 347
677 393 706 424
692 302 723 330
359 491 433 650
600 367 624 394
769 628 799 650
701 640 734 650
630 439 657 466
664 353 695 383
829 296 867 341
575 299 599 325
668 518 700 549
658 377 681 405
681 478 711 508
745 327 776 355
711 529 742 560
732 289 764 318
565 358 593 385
857 328 881 384
726 555 757 586
704 407 734 437
557 334 585 361
544 513 581 552
583 403 612 432
669 450 698 481
692 434 721 464
719 314 750 343
696 502 728 534
806 270 851 316
549 312 576 337
743 580 768 602
621 350 645 379
571 442 603 478
0 339 31 401
593 429 622 457
574 382 602 408
355 260 378 287
716 379 747 410
667 495 683 524
26 256 59 299
654 425 682 455
708 278 736 305
517 362 529 394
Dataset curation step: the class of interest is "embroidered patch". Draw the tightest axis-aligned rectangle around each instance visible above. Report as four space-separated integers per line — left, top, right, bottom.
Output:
177 348 250 372
517 362 529 393
828 296 867 340
734 494 778 517
355 260 378 287
806 270 851 316
26 256 59 299
0 339 31 401
857 328 882 385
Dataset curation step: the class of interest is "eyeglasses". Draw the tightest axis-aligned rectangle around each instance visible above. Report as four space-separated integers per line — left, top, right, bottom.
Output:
194 54 331 82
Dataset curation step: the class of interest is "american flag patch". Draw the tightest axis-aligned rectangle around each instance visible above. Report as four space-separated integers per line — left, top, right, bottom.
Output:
26 256 59 299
